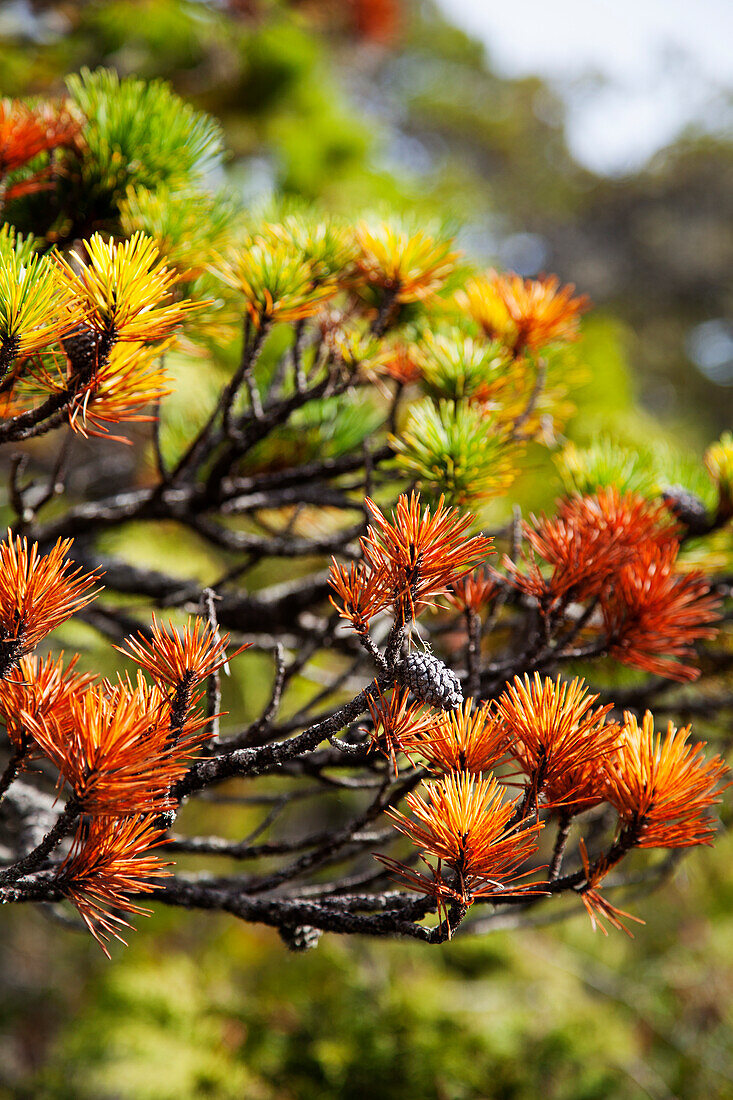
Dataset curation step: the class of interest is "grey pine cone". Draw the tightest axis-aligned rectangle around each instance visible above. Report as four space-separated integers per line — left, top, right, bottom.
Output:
662 485 710 535
396 651 463 711
279 924 322 952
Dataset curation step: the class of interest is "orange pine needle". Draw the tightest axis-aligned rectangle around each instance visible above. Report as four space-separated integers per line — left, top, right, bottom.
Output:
381 772 542 905
506 488 678 605
459 271 589 354
577 839 644 937
23 675 210 814
59 814 170 956
0 98 79 176
352 222 459 305
328 560 391 633
23 341 174 441
446 567 500 613
601 543 720 682
0 651 94 750
117 613 248 689
373 340 424 385
0 532 101 665
361 492 493 617
366 683 436 770
603 711 729 849
496 674 619 811
403 697 507 776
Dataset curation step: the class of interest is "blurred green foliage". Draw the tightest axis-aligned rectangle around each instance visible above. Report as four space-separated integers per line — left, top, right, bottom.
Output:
6 825 733 1099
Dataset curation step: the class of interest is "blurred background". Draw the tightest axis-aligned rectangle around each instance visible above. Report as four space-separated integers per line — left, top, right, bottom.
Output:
1 2 732 1097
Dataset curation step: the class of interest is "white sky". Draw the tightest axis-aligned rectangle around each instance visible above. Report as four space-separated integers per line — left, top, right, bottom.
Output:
435 0 733 173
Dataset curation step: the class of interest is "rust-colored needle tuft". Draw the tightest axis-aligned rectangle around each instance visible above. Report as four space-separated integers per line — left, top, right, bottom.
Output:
0 532 101 670
0 98 79 178
603 711 729 848
118 613 248 688
366 683 436 771
506 488 678 605
496 674 619 811
403 697 507 776
379 773 542 908
0 651 94 750
328 560 391 634
23 675 210 814
446 567 500 613
577 839 644 937
362 491 493 617
601 543 720 681
458 271 589 354
59 814 170 956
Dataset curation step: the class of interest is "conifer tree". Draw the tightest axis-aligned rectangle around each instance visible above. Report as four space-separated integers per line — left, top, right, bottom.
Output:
0 73 730 954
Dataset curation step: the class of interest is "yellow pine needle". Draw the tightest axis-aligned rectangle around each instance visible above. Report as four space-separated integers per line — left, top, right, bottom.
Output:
353 221 459 304
53 232 200 343
211 241 337 326
0 250 74 357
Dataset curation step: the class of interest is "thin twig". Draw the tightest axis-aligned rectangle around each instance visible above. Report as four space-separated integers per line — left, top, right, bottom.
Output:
200 587 223 742
549 811 573 881
0 743 28 803
512 357 547 440
0 798 79 886
465 608 482 697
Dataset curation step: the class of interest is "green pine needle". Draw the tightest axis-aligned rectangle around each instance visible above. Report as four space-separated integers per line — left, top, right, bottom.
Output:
0 227 67 361
0 224 38 266
418 329 510 402
67 68 223 202
555 438 658 498
392 398 521 506
120 186 242 277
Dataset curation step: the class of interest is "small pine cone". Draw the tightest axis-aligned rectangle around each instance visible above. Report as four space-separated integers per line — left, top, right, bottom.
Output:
279 925 322 952
396 651 463 711
0 334 19 377
61 325 113 379
662 486 710 535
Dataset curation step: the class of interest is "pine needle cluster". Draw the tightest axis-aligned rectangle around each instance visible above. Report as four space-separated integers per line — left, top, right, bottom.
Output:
0 70 730 957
